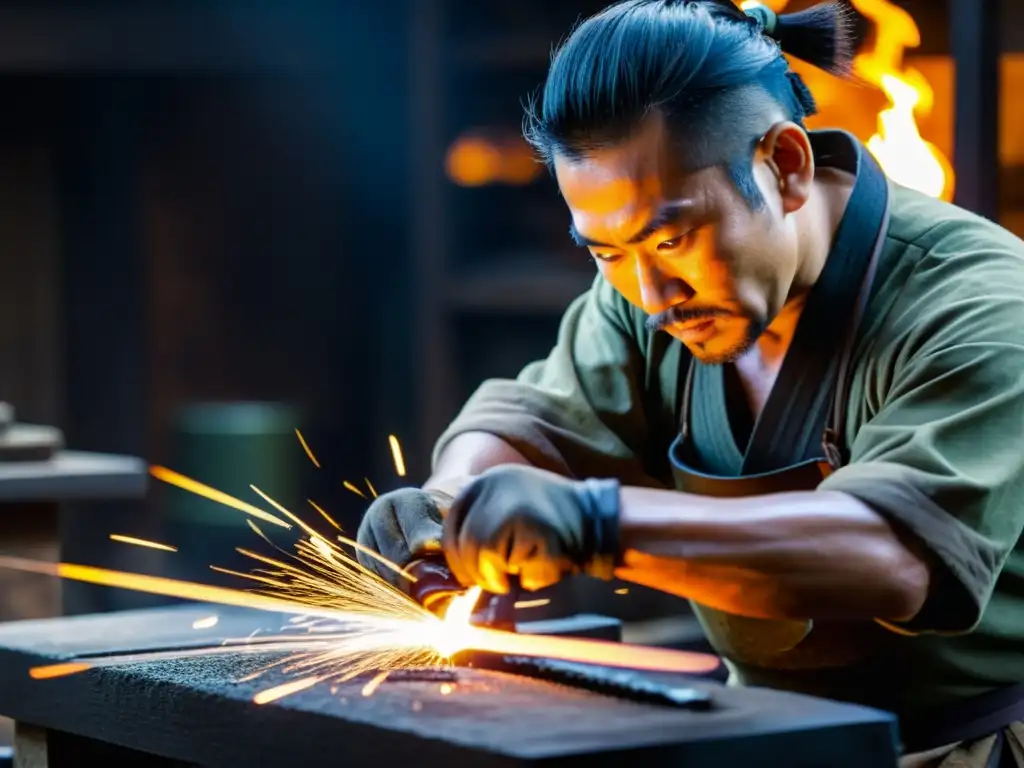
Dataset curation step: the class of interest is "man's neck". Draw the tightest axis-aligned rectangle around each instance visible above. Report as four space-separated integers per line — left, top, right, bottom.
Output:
744 168 857 372
792 166 857 296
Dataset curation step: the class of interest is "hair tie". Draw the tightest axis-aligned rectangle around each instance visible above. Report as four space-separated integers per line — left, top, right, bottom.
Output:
743 4 779 39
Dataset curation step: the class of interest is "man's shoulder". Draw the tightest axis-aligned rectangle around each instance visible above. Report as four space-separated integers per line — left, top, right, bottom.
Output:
857 184 1024 381
877 185 1024 312
887 184 1024 263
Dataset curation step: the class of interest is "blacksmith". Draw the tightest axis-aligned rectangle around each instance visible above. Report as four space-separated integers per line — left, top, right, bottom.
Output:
358 2 1024 764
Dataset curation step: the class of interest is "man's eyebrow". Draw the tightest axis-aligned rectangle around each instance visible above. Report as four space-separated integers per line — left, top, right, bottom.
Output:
569 201 694 249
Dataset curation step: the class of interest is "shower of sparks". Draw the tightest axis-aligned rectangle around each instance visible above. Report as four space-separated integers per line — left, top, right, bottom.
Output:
150 466 291 530
10 466 719 705
109 534 178 553
193 615 219 629
514 599 550 610
389 435 406 477
365 478 378 498
295 429 321 468
343 481 367 499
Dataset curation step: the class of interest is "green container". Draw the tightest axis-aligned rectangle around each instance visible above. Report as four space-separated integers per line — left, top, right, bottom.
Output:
162 401 302 586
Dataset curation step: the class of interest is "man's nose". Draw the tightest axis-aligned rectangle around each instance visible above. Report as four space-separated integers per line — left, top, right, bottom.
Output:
636 256 692 315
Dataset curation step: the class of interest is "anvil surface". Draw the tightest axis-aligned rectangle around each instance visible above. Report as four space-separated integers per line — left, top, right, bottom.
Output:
0 604 898 767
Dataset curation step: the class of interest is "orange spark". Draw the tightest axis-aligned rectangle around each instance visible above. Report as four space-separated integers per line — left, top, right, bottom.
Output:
308 500 342 531
439 683 453 695
193 615 219 629
109 534 178 553
514 599 550 610
343 481 367 499
0 556 336 619
360 670 390 697
295 429 321 468
365 478 378 499
30 662 92 680
389 435 406 477
254 675 322 705
615 588 629 595
150 466 291 530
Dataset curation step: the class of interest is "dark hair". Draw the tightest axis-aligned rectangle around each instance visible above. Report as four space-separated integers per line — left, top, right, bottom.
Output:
523 0 855 207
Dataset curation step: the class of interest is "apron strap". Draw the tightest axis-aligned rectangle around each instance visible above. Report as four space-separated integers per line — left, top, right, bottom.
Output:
676 185 892 468
822 187 892 469
678 354 697 444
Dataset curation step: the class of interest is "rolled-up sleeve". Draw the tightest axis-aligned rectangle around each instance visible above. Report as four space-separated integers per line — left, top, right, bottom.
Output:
820 237 1024 634
432 276 665 488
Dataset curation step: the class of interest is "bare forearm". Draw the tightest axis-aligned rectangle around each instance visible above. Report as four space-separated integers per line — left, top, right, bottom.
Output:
425 431 534 499
615 487 930 622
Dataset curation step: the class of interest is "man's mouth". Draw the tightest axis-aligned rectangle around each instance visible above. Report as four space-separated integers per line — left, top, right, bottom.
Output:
671 317 718 342
676 318 716 331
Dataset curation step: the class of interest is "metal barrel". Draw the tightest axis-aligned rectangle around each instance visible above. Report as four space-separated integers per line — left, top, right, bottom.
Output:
158 401 302 593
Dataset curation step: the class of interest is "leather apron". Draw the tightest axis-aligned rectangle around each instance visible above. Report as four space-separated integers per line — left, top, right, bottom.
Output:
667 131 890 672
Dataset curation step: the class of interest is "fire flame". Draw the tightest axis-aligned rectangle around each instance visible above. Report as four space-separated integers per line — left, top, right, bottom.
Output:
742 0 954 200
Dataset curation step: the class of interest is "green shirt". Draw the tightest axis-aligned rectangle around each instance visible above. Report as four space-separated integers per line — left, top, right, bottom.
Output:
433 183 1024 715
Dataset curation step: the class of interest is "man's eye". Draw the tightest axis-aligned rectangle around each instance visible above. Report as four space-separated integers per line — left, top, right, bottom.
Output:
657 234 689 251
590 251 621 263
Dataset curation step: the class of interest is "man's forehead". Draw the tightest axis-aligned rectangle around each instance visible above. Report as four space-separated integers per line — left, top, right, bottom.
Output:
555 145 677 222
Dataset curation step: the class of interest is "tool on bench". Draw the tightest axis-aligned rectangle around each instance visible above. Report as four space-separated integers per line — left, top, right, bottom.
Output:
404 556 713 710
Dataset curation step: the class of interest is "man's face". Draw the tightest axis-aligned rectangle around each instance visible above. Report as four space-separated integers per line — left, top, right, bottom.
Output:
554 113 800 364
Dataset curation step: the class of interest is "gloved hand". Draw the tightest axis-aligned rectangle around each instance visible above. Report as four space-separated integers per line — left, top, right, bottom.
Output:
442 465 621 595
356 487 451 590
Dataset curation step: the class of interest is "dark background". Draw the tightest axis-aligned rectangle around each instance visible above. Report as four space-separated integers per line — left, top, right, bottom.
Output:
0 0 1016 618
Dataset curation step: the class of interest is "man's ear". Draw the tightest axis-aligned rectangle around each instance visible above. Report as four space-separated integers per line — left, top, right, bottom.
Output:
758 122 815 215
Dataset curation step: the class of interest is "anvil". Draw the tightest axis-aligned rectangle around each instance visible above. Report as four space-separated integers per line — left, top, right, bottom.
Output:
0 604 900 767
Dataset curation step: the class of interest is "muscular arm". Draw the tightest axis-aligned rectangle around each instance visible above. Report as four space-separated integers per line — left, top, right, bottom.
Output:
613 486 931 623
424 432 534 500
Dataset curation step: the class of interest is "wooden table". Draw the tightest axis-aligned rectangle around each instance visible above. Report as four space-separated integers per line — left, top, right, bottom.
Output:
0 604 900 767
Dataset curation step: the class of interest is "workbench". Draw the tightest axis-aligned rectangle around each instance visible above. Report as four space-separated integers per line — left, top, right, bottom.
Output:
0 604 900 767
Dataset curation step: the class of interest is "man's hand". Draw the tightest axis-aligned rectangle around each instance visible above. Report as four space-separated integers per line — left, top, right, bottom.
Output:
356 488 450 589
442 465 621 594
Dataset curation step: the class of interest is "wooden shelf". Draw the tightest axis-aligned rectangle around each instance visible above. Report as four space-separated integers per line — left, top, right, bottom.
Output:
445 262 595 313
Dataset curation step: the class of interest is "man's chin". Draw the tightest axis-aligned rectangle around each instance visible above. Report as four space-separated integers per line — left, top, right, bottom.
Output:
682 335 755 365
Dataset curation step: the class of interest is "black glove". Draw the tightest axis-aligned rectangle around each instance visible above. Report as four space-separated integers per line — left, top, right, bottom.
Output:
442 465 621 594
356 487 451 589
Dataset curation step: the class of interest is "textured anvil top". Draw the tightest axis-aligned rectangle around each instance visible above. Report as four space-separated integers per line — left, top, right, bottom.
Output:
0 604 898 767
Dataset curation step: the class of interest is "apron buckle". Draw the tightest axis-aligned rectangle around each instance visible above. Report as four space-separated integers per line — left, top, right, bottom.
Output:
821 429 844 470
